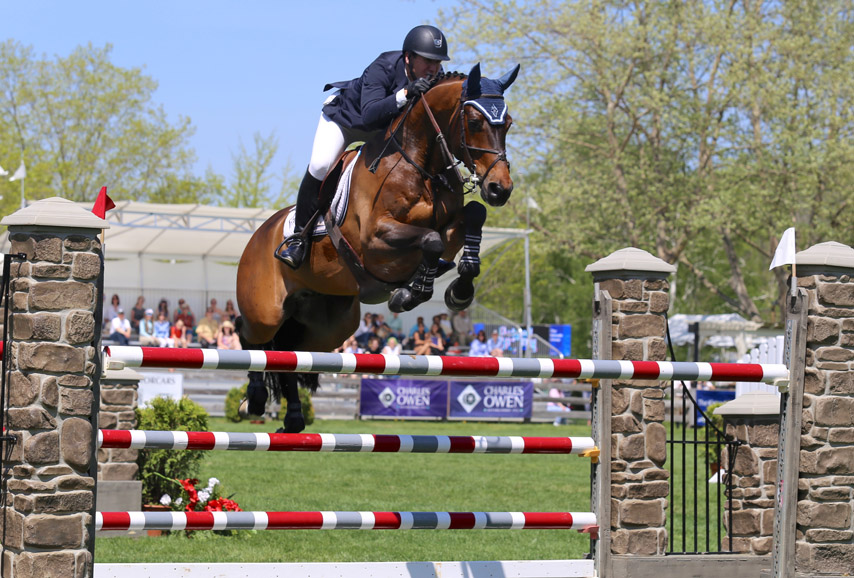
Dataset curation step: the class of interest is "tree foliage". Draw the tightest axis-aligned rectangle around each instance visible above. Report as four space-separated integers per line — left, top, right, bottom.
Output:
442 0 854 332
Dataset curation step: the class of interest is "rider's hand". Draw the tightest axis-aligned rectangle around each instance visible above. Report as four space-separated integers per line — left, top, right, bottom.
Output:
406 77 432 99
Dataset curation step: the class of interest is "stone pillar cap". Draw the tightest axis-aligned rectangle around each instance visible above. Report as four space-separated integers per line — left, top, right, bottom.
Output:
0 196 110 229
795 241 854 274
713 391 780 416
585 247 676 280
102 367 143 383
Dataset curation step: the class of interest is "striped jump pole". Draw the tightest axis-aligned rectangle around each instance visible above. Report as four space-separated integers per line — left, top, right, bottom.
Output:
96 511 598 532
104 346 788 383
98 430 599 457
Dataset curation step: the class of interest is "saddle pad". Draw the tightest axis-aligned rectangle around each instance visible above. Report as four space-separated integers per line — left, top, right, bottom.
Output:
283 150 359 239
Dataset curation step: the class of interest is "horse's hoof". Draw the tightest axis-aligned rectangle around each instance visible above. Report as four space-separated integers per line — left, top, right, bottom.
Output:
283 411 306 433
457 260 480 278
388 288 413 313
238 399 250 419
445 278 475 311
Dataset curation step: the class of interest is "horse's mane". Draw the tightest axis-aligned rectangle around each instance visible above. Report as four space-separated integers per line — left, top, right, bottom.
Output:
427 71 468 90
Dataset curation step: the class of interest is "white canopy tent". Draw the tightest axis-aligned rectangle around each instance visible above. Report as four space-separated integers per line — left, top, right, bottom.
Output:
3 201 528 328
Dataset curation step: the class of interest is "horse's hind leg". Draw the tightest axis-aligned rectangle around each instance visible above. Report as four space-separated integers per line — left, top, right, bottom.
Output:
445 201 487 311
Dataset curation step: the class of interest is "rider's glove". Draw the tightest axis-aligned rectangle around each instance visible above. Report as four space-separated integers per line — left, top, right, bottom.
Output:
406 77 432 99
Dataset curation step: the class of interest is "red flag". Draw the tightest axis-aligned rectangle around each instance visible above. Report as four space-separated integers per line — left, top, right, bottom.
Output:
92 186 115 219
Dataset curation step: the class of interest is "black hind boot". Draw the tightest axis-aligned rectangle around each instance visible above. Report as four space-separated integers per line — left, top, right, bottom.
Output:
276 169 322 269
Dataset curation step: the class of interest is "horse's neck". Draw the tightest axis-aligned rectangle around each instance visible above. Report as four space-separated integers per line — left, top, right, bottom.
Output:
399 85 461 170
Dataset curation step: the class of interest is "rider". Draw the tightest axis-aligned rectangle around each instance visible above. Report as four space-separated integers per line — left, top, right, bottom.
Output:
276 24 450 269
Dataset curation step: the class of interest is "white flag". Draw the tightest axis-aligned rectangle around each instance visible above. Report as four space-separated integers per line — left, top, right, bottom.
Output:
9 161 25 182
769 227 796 270
0 165 7 177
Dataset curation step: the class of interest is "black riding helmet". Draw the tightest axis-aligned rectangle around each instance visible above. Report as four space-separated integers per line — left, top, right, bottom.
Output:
402 25 450 61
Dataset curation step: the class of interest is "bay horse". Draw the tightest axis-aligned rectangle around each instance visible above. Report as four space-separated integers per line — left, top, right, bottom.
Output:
236 63 520 432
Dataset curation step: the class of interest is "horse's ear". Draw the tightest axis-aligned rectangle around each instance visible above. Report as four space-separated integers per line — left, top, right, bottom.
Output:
497 64 521 92
467 62 482 98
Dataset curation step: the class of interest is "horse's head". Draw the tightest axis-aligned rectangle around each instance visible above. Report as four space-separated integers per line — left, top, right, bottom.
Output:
459 63 520 207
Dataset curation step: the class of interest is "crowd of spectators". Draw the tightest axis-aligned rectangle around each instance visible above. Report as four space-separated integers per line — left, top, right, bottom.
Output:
104 294 242 350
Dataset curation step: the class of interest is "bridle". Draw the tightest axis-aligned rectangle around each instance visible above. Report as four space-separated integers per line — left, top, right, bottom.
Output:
370 80 510 195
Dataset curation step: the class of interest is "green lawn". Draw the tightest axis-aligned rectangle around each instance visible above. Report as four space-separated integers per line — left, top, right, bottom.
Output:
95 418 596 563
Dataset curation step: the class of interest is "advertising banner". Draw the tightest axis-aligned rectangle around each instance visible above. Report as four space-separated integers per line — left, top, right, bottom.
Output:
360 379 447 418
449 381 533 420
549 324 572 357
695 389 736 427
138 371 184 408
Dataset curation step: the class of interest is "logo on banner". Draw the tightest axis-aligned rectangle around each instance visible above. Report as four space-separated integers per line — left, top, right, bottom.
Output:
457 384 482 413
379 386 396 408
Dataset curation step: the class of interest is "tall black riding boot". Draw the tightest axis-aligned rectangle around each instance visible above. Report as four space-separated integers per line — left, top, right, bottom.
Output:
276 169 323 269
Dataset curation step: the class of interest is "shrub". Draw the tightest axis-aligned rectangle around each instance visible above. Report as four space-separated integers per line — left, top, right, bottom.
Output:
225 383 249 423
136 396 209 504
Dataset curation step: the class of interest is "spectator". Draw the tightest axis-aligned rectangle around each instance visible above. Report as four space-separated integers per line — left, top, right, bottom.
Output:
209 298 225 323
130 296 146 332
138 309 160 346
224 299 238 323
108 308 131 345
175 299 196 336
354 312 374 348
105 294 121 323
341 335 362 354
406 318 427 350
217 320 242 350
195 308 219 348
486 329 505 357
412 322 431 355
366 335 383 354
451 310 474 345
428 322 446 355
381 336 402 356
154 312 174 347
439 313 453 340
171 319 190 348
386 312 404 340
469 330 490 356
375 314 392 341
157 298 170 321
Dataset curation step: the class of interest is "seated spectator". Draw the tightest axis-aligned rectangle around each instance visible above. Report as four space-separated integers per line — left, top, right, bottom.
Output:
412 324 431 356
407 319 427 350
427 322 446 355
108 308 132 345
171 319 190 348
209 298 225 323
175 299 196 338
452 310 474 345
354 312 374 348
138 309 160 346
469 330 490 357
439 313 453 341
154 312 174 347
365 335 383 354
341 335 362 354
224 299 238 323
381 336 402 356
131 296 146 332
217 320 242 350
374 314 392 341
486 329 505 357
105 294 121 324
195 308 219 348
386 312 404 340
157 298 170 322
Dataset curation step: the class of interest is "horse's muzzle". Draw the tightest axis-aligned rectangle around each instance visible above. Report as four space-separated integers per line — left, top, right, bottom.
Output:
482 181 513 207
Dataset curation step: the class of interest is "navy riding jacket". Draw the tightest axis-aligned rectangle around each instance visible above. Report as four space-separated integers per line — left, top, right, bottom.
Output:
322 51 409 132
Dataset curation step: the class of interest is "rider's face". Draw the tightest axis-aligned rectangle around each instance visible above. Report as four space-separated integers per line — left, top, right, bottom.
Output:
409 54 442 79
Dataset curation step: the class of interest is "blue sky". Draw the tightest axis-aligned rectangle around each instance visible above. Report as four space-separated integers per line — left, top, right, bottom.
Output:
5 0 460 187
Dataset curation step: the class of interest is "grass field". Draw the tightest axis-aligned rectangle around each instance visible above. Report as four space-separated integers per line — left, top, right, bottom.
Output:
95 418 596 563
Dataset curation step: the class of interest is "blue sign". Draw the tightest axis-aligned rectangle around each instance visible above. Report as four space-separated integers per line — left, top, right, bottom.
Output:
360 379 447 419
449 381 533 420
549 324 572 357
695 389 736 427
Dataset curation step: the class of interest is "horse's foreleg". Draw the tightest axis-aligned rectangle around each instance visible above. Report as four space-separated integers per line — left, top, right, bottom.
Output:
372 219 445 313
445 201 487 311
280 373 305 433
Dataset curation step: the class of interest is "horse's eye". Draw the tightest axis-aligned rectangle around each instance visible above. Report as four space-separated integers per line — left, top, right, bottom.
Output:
468 118 484 133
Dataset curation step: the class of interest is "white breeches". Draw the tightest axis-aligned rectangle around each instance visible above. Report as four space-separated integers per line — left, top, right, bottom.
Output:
307 112 372 180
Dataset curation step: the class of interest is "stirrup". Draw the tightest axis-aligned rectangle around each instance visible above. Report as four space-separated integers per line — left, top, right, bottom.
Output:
274 234 306 268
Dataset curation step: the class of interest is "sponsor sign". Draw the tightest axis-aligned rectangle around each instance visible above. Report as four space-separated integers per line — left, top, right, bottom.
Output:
549 324 572 357
449 381 533 420
360 379 447 418
695 389 736 427
138 372 184 408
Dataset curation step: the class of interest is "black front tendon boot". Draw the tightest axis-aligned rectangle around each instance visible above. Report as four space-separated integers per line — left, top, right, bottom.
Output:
276 169 323 269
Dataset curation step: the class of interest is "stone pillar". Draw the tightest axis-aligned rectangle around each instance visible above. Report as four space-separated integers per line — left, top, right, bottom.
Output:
97 368 140 482
586 247 675 556
792 242 854 575
1 198 107 578
715 392 780 555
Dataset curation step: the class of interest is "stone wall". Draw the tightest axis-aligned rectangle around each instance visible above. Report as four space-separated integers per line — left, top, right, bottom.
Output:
793 271 854 574
2 225 102 577
599 274 671 556
721 413 779 555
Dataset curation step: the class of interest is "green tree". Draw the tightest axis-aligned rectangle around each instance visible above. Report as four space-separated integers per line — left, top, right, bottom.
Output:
223 131 279 208
0 41 198 209
442 0 854 327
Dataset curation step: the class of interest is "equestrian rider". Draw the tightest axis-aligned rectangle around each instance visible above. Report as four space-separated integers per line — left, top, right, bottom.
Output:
276 24 450 269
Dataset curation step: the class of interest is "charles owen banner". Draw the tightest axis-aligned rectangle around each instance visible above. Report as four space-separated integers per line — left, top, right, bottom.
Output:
449 381 533 420
360 379 448 418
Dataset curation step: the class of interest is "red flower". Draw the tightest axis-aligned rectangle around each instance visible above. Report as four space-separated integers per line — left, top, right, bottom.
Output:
204 498 242 512
179 478 200 511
